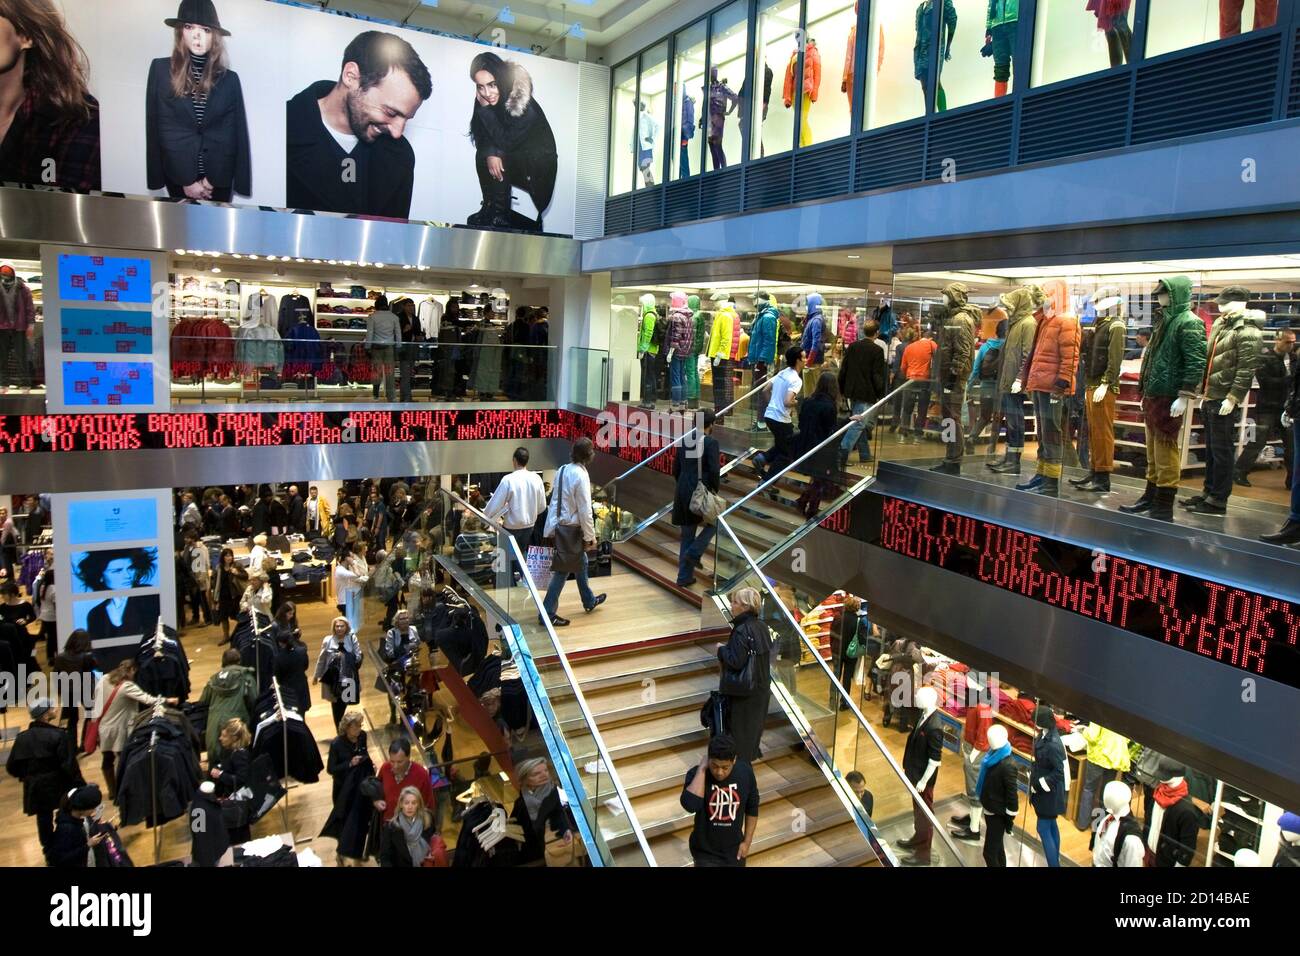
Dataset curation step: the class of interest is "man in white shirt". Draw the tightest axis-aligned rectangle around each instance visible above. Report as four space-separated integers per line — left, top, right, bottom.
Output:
483 447 548 570
759 347 805 480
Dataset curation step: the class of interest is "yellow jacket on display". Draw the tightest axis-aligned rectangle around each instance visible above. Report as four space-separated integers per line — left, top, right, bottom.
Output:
707 306 735 360
1081 723 1130 771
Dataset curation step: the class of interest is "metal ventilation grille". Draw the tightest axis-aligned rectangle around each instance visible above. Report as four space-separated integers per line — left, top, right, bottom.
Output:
664 179 702 224
632 186 664 231
1018 73 1129 164
924 102 1014 179
1288 28 1300 117
1132 33 1280 144
574 62 611 238
604 194 632 234
794 141 852 202
743 154 794 210
699 167 743 218
854 123 925 191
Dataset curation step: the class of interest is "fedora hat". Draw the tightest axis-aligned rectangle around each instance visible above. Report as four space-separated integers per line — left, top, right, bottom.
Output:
165 0 231 37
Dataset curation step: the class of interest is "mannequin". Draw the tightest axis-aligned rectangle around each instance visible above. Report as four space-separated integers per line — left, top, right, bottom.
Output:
634 101 660 187
783 39 821 147
1090 0 1133 67
1013 278 1080 496
1273 811 1300 867
706 68 739 170
1029 703 1068 867
914 0 957 111
897 684 943 864
1064 721 1130 830
976 723 1018 867
636 293 660 408
0 265 35 392
930 282 979 474
1184 287 1263 516
686 294 705 410
707 295 739 418
801 292 826 366
679 89 696 178
1219 0 1278 39
1070 292 1126 493
190 780 235 867
1091 780 1145 867
1234 848 1260 867
666 291 694 411
985 0 1018 98
842 3 859 109
948 683 991 842
987 285 1043 475
1148 761 1202 867
1119 276 1206 521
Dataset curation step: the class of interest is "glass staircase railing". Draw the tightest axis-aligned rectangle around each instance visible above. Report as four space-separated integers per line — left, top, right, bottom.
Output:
431 487 656 866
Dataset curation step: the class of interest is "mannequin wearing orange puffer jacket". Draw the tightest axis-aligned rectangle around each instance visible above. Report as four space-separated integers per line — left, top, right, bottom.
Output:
1013 278 1080 495
783 40 821 147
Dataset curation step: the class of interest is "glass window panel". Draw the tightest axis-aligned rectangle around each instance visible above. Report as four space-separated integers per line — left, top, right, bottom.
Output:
671 21 709 181
942 0 1020 113
751 0 801 159
803 0 858 145
708 1 748 171
1032 0 1133 87
1146 0 1278 59
609 60 637 196
634 43 669 190
862 0 925 129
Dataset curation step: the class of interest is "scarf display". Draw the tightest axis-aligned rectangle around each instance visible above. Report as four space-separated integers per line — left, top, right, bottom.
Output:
396 812 428 866
1153 779 1188 808
975 742 1012 797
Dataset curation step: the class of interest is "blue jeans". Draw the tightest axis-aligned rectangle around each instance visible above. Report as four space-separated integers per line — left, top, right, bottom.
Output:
1002 392 1027 451
670 355 686 405
1037 816 1061 867
543 550 596 618
841 400 873 460
677 521 716 585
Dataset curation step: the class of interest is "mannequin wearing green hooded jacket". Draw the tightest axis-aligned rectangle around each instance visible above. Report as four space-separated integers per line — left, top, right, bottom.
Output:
1118 276 1207 522
637 293 660 408
986 285 1042 476
686 294 705 409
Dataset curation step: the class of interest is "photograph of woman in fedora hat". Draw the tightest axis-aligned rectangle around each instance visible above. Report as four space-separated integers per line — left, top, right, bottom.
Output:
0 0 101 191
145 0 250 202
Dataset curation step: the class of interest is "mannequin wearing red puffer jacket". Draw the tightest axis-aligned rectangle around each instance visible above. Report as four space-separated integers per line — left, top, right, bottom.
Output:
1013 278 1079 496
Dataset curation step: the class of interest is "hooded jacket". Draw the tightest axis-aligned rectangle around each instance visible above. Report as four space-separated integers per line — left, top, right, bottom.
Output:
5 721 83 815
1139 276 1207 399
637 294 659 356
667 292 695 356
782 40 822 107
1022 278 1081 395
749 301 780 368
688 295 706 356
937 283 979 386
1204 308 1264 404
707 302 739 360
968 333 1005 390
996 286 1042 395
1086 308 1127 387
802 293 825 364
199 664 258 757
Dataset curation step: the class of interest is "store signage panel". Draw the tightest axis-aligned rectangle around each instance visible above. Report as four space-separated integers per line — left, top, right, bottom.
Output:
0 408 573 453
57 254 153 303
870 495 1300 690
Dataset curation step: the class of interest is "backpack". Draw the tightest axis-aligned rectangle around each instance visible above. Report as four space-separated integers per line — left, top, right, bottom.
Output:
979 343 1003 381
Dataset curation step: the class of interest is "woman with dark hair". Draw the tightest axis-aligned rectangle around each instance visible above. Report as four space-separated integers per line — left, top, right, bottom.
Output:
50 628 96 750
465 51 558 233
0 0 101 191
210 547 246 644
272 601 310 712
146 0 250 201
365 294 401 403
795 370 843 518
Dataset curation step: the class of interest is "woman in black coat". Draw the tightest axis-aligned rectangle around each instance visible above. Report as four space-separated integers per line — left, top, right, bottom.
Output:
272 603 310 711
718 587 773 763
671 409 721 587
318 712 376 865
466 52 558 232
47 784 110 868
145 2 251 201
378 786 438 867
1029 704 1068 868
794 371 843 518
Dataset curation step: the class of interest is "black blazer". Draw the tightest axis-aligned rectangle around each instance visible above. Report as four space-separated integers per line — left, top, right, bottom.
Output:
839 339 888 404
902 710 944 787
145 58 251 194
978 756 1020 818
378 817 436 867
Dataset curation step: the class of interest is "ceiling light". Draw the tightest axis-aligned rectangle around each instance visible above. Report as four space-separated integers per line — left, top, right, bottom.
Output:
231 253 243 259
211 266 221 274
295 258 305 263
248 254 259 260
173 248 186 255
328 260 338 265
312 259 323 264
847 254 861 260
375 262 385 268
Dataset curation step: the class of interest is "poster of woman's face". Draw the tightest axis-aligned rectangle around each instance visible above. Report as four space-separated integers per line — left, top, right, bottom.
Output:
71 547 159 594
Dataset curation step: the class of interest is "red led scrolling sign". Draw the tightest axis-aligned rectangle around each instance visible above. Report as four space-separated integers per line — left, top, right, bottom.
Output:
875 496 1300 690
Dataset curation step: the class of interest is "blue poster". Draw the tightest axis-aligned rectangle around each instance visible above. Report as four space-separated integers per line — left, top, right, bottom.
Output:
60 308 153 354
58 254 152 303
66 498 158 545
61 361 155 406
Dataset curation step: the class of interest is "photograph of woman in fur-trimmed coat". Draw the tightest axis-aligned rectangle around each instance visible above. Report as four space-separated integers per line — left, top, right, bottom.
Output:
465 51 558 233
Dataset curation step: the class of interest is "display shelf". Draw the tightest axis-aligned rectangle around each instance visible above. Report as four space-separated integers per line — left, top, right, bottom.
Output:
1219 800 1265 826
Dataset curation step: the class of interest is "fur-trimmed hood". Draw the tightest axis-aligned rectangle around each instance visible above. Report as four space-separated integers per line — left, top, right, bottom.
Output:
504 63 533 118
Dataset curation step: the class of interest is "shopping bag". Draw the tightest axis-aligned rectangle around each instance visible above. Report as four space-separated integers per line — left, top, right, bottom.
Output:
526 545 554 590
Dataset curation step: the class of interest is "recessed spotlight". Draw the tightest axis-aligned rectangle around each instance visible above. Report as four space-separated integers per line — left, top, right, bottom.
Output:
248 254 259 260
295 258 305 263
328 260 338 265
231 253 243 259
312 259 323 264
211 266 222 274
173 248 186 255
375 262 385 268
847 254 861 260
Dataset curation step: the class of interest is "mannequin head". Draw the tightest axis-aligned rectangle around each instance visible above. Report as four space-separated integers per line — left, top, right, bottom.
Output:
1159 760 1185 788
985 723 1008 750
1102 780 1132 817
1278 811 1300 846
1033 704 1054 735
0 264 14 288
1216 285 1250 314
806 291 824 312
639 292 655 313
670 291 687 310
914 685 937 716
687 294 701 312
1232 848 1261 867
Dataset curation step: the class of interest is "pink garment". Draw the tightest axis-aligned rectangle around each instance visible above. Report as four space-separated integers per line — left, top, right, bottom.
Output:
1086 0 1132 31
839 308 858 345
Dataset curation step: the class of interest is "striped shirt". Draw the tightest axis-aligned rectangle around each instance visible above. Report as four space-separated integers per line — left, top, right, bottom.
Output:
190 54 208 175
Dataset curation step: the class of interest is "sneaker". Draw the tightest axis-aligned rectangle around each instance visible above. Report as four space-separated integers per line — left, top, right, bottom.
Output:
1234 474 1252 487
549 615 570 627
949 825 981 841
584 594 607 613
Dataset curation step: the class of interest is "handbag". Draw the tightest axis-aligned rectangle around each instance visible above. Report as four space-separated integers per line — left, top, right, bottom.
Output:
550 466 586 575
718 628 758 697
700 689 729 737
82 681 122 756
543 823 584 867
689 481 726 524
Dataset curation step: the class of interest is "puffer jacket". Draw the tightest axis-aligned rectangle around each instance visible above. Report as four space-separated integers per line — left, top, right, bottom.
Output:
1204 309 1264 404
667 291 695 356
636 294 659 356
688 295 706 356
1086 311 1126 387
1022 279 1080 395
782 39 822 107
198 664 257 757
749 303 780 368
707 303 738 360
936 282 978 386
1139 276 1207 399
802 293 826 364
995 286 1042 395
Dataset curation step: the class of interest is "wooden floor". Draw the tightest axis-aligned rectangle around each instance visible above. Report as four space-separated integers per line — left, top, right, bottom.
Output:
0 591 502 868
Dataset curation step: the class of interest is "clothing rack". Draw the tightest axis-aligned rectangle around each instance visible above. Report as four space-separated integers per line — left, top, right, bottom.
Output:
148 697 166 863
151 620 166 659
269 676 293 833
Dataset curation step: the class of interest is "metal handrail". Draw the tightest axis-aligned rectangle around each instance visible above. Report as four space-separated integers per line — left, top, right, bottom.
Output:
719 378 919 521
603 369 774 489
712 514 965 866
614 447 759 544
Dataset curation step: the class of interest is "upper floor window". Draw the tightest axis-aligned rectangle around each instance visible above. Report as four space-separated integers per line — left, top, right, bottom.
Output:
609 61 637 196
671 21 709 181
634 43 669 190
1146 0 1279 58
1032 0 1134 87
